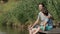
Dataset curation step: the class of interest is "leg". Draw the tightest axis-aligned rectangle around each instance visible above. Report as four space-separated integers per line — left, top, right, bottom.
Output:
28 25 42 34
28 25 32 34
45 25 53 31
28 28 37 34
28 25 37 34
33 27 41 34
28 29 32 34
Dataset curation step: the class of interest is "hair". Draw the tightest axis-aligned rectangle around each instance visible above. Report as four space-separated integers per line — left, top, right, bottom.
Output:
38 3 48 16
38 3 45 7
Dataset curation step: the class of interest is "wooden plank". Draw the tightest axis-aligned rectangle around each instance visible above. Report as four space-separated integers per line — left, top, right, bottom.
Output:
37 28 60 34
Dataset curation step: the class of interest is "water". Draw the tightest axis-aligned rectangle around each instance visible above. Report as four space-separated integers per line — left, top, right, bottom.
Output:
0 26 28 34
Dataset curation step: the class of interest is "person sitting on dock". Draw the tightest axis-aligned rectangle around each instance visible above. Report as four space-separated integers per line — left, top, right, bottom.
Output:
28 3 54 34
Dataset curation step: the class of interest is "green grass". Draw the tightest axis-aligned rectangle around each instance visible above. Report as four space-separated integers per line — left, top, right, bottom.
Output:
0 0 60 27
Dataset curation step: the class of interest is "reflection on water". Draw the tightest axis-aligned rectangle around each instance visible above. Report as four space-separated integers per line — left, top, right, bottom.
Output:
0 26 28 34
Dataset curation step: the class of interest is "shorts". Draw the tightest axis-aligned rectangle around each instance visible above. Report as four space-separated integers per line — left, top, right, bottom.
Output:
40 24 53 31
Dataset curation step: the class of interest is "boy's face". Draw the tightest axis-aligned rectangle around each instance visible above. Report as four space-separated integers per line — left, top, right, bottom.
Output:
39 4 44 11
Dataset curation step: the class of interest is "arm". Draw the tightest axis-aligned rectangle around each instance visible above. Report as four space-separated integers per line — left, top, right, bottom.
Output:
47 13 54 20
31 13 40 28
43 21 47 30
47 15 54 20
43 18 48 30
31 18 39 28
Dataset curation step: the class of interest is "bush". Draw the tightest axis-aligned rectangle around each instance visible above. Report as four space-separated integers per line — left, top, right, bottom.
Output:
0 0 60 26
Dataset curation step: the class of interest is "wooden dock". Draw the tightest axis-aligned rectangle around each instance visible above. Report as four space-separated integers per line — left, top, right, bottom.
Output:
37 28 60 34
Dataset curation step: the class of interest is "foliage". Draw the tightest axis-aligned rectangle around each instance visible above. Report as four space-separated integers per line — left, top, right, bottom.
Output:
0 0 60 26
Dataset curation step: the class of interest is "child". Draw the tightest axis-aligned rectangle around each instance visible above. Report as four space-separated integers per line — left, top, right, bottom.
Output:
28 3 53 34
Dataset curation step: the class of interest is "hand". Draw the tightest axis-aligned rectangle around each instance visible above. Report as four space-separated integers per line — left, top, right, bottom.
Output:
28 27 33 30
28 24 33 30
47 16 54 20
46 16 51 18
